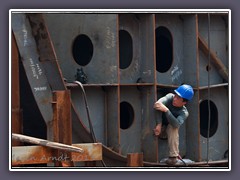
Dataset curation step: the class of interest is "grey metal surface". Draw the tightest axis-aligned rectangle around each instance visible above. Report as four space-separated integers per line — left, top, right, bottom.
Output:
198 14 229 86
141 86 158 162
119 86 142 155
44 14 118 84
183 14 198 87
155 14 185 86
199 87 229 161
119 14 155 84
71 86 106 144
185 90 200 161
12 13 53 127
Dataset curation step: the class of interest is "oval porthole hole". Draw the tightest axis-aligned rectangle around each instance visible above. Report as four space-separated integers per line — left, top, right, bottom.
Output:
119 30 133 69
155 26 173 73
200 100 218 138
120 101 134 129
72 34 93 66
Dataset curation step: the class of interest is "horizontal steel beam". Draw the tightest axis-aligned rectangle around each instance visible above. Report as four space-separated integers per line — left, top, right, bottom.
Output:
12 143 102 166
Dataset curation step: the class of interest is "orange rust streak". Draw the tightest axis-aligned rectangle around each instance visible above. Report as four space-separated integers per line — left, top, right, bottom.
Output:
12 143 102 166
11 33 23 146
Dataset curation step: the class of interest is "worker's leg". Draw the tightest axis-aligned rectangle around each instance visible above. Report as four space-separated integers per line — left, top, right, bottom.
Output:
166 124 179 157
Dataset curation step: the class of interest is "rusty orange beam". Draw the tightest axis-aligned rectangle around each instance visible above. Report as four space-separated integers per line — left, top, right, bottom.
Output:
127 153 143 167
198 34 228 82
12 143 102 166
11 32 22 146
52 90 73 166
52 90 72 145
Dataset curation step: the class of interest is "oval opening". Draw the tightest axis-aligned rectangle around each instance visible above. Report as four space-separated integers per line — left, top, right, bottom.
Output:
200 100 218 138
155 26 173 73
119 30 133 69
72 34 93 66
120 101 134 129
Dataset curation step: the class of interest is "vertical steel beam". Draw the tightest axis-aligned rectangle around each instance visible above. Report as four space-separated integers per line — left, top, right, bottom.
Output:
11 32 22 146
27 14 66 90
127 153 143 167
12 13 54 140
52 90 73 167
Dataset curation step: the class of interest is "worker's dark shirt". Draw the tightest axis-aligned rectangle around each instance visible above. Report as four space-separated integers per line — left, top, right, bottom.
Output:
156 93 189 128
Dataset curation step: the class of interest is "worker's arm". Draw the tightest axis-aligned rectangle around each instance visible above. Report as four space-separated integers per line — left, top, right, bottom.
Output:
154 101 169 112
154 93 173 124
154 93 173 111
165 110 189 128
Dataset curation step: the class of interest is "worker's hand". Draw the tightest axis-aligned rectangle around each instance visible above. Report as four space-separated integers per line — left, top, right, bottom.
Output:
154 102 169 112
153 123 161 136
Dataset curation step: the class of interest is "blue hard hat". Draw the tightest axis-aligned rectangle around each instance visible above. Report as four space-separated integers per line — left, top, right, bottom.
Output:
174 84 194 101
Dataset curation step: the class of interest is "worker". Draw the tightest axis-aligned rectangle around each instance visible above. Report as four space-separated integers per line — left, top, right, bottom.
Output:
153 84 194 165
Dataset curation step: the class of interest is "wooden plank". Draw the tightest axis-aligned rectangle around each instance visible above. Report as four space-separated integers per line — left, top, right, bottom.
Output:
12 143 102 166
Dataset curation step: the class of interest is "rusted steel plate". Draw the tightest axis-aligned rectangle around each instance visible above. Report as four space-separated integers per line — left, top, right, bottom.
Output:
11 32 20 109
12 145 53 165
127 153 143 167
53 90 72 144
11 32 23 146
11 13 53 125
11 13 94 147
11 109 23 146
12 143 102 166
27 14 56 62
11 13 91 145
73 143 102 162
27 14 66 91
52 90 72 166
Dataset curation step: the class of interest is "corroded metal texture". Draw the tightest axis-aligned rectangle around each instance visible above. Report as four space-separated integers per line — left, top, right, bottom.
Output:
11 33 22 146
12 13 53 128
12 143 102 166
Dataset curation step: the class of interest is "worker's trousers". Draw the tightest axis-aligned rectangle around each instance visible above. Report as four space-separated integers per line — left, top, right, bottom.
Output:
166 124 179 157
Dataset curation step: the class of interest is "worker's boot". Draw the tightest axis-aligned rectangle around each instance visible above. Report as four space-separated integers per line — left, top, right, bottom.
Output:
166 157 178 165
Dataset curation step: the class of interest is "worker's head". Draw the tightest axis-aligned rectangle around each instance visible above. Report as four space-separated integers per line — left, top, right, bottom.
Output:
173 84 194 107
